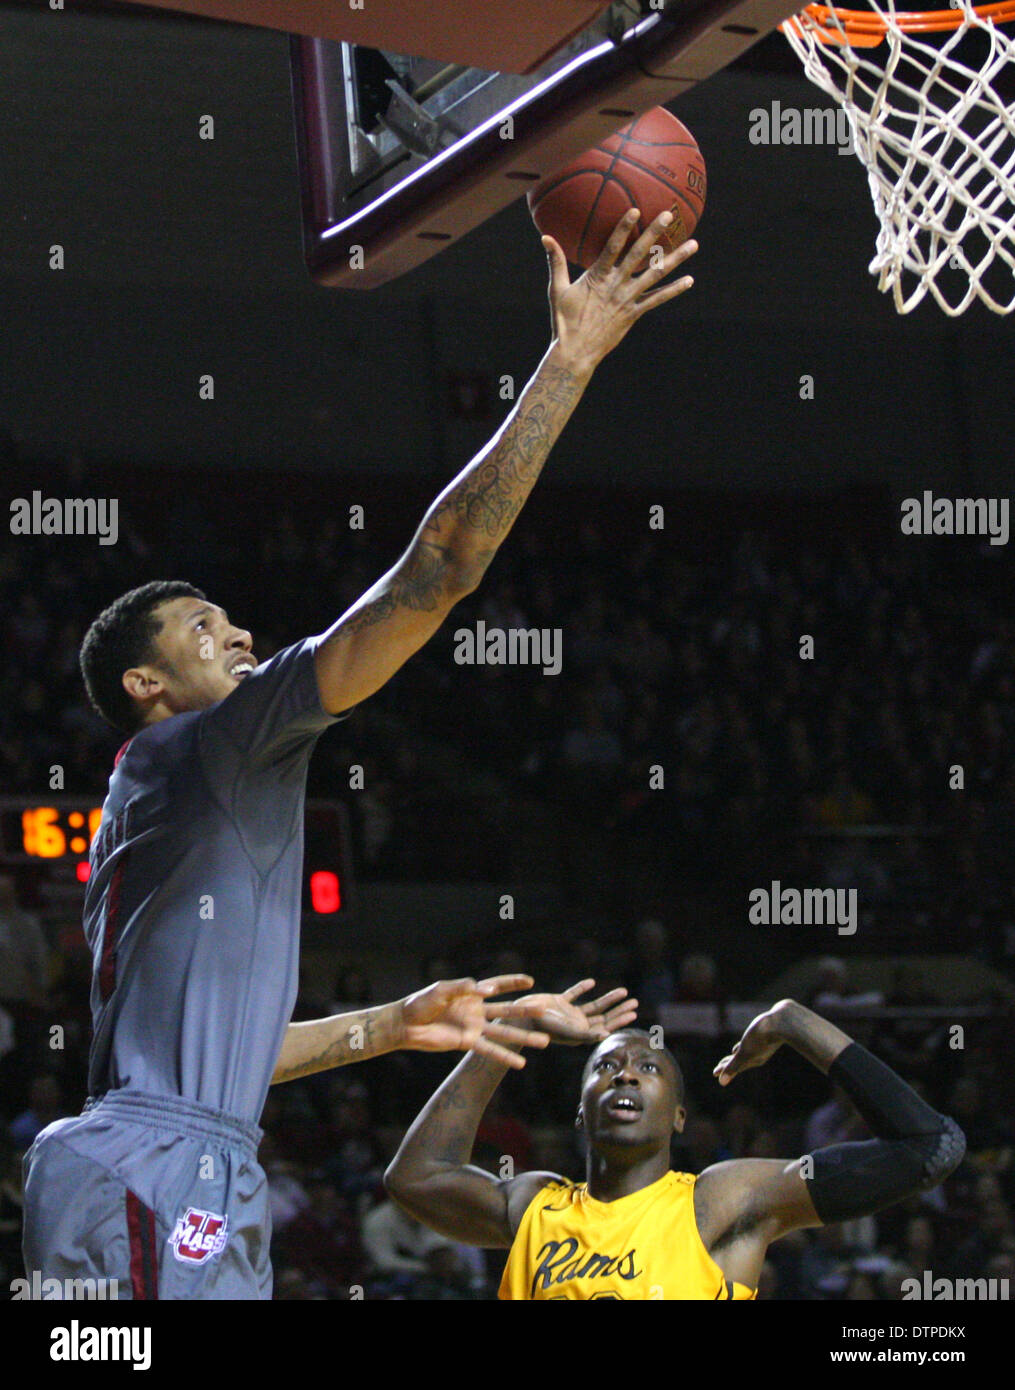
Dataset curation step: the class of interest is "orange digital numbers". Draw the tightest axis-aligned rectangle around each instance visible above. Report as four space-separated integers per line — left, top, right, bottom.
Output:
22 807 66 858
20 805 103 859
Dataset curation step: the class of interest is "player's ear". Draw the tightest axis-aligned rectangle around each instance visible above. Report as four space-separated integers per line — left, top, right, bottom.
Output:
672 1105 686 1135
122 667 165 701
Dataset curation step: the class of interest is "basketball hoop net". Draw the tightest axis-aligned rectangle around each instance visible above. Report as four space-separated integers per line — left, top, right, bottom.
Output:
781 0 1015 313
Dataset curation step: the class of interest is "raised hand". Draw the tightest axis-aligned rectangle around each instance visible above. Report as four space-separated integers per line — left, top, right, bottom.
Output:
485 978 638 1046
399 974 550 1069
543 210 697 377
712 1004 789 1087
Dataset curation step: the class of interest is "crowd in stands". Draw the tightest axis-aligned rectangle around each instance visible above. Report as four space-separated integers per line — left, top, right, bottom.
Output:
3 460 1015 950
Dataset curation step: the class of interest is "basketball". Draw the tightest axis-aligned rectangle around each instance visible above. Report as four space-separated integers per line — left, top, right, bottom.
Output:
527 106 707 269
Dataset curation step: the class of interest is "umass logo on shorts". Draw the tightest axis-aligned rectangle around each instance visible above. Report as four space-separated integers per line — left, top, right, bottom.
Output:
169 1207 229 1264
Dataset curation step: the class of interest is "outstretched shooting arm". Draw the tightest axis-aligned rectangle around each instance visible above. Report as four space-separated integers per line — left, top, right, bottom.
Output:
312 215 697 715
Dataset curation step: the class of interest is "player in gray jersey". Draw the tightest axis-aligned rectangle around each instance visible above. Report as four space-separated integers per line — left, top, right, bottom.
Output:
21 211 696 1297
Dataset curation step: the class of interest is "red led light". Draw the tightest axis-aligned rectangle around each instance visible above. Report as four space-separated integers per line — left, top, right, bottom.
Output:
309 870 340 914
76 861 91 883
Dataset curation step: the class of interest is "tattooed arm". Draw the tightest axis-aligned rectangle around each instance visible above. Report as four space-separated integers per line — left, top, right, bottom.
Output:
383 1051 557 1247
272 1003 402 1084
312 347 583 714
271 974 549 1086
313 211 697 715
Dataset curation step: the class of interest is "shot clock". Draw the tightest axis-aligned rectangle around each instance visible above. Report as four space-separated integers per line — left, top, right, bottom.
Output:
0 798 353 919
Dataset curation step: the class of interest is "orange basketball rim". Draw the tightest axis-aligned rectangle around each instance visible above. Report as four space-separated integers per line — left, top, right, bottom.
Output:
783 0 1015 46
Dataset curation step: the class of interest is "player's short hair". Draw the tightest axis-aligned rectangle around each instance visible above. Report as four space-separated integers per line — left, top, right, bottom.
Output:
80 580 207 734
584 1027 685 1105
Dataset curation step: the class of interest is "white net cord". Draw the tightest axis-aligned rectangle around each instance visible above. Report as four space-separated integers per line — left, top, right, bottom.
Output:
783 0 1015 313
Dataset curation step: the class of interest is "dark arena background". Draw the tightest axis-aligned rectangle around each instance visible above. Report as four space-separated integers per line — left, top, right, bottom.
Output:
2 0 1015 1351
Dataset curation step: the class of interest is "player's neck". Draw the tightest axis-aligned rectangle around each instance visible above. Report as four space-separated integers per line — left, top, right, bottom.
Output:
585 1148 671 1202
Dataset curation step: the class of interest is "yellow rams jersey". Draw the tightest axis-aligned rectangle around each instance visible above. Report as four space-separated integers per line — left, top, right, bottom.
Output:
499 1170 757 1301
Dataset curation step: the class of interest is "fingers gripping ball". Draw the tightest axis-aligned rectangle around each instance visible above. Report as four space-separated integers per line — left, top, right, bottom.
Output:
527 106 706 269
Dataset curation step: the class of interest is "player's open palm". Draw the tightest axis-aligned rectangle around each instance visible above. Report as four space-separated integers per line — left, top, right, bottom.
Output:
544 210 696 373
486 978 638 1045
400 975 551 1068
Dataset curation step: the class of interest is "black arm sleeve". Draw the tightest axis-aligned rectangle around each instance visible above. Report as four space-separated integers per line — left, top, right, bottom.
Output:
805 1043 966 1224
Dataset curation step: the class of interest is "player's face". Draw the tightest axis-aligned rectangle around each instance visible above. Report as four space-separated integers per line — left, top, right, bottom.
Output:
126 597 257 720
580 1035 684 1152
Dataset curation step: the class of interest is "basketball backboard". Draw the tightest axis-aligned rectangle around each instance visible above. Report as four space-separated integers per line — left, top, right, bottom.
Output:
112 0 612 72
291 0 804 288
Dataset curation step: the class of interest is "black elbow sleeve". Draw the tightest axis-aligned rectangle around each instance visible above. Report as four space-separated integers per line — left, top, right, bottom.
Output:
805 1041 967 1222
807 1117 966 1224
923 1115 967 1185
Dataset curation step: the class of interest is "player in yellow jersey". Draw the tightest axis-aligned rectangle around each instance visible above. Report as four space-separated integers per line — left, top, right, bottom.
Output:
385 985 966 1300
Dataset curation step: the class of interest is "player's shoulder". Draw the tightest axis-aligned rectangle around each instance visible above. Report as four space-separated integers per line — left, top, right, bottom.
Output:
639 1169 697 1205
696 1157 784 1192
693 1158 753 1202
204 637 317 715
199 636 335 739
505 1169 572 1234
692 1158 781 1244
110 710 203 781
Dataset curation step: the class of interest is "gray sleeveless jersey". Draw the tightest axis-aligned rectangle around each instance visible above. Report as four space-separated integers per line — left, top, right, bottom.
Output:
81 636 342 1124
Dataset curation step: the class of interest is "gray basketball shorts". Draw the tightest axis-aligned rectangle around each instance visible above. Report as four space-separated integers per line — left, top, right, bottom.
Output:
22 1090 270 1300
